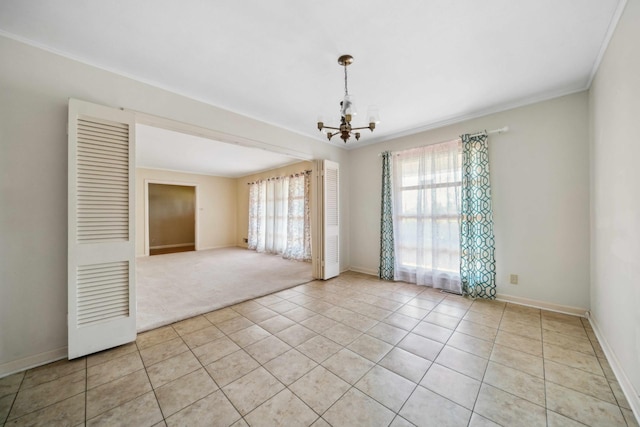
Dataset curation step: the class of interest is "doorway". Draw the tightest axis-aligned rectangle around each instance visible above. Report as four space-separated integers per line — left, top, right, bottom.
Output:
147 183 196 255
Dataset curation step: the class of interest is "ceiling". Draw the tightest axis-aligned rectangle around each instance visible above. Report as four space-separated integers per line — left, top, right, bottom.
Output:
0 0 624 150
136 124 301 178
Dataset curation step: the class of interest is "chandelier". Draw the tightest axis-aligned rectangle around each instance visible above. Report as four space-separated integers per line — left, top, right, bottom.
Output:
317 55 379 143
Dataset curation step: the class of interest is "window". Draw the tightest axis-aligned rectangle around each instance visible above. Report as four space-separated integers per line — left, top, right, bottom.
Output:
247 172 311 261
392 139 462 293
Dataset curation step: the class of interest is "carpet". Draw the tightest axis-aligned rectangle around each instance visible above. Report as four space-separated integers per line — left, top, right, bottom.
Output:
136 247 313 332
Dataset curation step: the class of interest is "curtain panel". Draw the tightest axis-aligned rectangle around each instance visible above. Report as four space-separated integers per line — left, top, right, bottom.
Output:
460 133 496 299
264 178 289 254
283 173 312 261
247 180 265 251
379 151 395 280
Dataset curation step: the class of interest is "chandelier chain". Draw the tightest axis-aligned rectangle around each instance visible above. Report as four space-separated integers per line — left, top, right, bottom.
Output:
344 65 349 96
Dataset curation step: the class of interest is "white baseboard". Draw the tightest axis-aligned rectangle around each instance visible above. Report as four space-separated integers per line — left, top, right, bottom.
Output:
197 244 238 251
344 270 589 317
0 346 68 379
496 293 588 317
149 243 195 250
137 245 253 257
587 313 640 425
137 244 247 257
348 266 378 276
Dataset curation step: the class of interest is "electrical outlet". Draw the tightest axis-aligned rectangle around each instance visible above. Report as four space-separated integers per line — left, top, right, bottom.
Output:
509 274 518 285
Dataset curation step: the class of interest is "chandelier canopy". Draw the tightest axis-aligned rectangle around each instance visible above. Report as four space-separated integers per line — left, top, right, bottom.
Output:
317 55 379 143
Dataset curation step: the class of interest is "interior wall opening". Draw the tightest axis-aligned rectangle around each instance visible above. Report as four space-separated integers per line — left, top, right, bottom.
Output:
134 118 316 332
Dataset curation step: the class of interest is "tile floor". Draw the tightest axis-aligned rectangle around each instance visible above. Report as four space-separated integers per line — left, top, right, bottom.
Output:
1 272 638 426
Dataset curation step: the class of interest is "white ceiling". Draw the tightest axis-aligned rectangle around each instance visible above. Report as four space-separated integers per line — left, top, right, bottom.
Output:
0 0 624 151
136 124 300 178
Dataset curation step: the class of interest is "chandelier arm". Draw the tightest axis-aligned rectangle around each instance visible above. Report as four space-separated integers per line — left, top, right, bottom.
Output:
351 125 375 131
320 125 341 131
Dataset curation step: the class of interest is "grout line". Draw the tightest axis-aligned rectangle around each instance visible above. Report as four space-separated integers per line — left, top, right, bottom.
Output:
145 327 177 422
468 302 505 419
540 308 549 427
84 357 88 424
3 368 27 425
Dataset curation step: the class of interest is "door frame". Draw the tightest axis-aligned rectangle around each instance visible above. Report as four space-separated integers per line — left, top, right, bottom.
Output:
144 179 199 256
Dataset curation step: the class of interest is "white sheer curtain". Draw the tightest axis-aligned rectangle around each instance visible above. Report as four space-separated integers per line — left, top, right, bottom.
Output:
392 139 463 293
247 172 311 261
283 173 311 261
247 180 265 251
264 178 289 254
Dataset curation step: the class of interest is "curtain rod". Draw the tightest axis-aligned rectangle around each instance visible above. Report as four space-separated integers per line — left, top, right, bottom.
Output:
378 126 509 157
468 126 509 138
246 169 312 185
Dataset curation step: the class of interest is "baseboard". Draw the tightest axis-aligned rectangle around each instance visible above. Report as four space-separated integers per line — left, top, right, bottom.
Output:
0 346 67 379
197 244 238 251
587 313 640 424
496 293 588 317
348 266 378 276
137 244 237 257
344 271 588 317
149 243 195 250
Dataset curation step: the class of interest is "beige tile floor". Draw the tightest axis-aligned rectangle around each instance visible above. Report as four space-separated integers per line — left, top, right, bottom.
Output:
1 272 638 427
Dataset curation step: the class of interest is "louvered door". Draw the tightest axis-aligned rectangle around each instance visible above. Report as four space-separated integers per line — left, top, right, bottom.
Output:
68 99 136 359
322 160 340 279
311 160 340 280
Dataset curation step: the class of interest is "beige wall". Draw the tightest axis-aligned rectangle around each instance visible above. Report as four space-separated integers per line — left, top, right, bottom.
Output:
148 184 195 248
235 161 313 248
136 168 237 256
348 92 591 311
0 35 348 375
589 0 640 410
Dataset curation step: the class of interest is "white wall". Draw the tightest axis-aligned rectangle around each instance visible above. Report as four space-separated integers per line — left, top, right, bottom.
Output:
0 35 349 375
136 168 237 256
348 92 590 311
589 0 640 412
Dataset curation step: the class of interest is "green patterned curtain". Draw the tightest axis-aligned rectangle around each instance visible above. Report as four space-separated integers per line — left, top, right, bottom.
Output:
379 151 395 280
460 134 496 299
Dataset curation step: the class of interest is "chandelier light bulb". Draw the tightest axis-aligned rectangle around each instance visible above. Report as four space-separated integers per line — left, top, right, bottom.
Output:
367 105 380 124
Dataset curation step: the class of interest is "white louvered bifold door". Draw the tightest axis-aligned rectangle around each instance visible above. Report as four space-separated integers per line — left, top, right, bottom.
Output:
311 160 340 280
322 160 340 279
68 99 136 359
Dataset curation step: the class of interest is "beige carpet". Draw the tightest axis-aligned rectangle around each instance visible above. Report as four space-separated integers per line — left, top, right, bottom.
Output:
136 247 313 332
